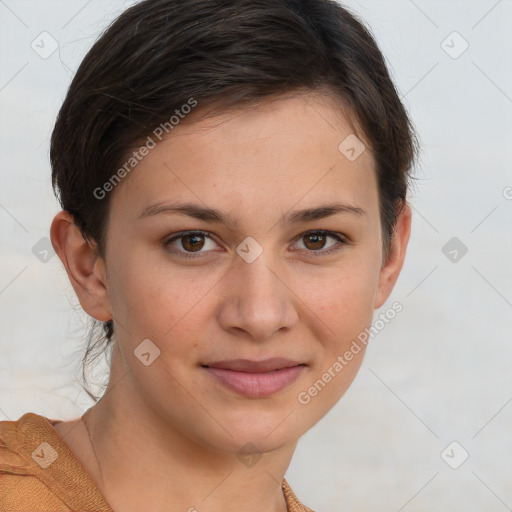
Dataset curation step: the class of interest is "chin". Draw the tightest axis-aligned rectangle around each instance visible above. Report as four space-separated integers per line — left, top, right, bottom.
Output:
202 409 307 455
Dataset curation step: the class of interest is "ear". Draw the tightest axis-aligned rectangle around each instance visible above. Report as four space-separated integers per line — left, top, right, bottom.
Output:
374 202 412 309
50 210 112 322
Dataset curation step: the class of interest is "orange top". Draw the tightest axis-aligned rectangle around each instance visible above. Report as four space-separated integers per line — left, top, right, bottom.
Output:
0 412 314 512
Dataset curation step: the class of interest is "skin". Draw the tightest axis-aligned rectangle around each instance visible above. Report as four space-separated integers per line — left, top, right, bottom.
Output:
50 90 411 512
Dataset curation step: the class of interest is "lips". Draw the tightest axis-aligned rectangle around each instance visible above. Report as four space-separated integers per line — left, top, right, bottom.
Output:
203 357 303 373
202 358 306 398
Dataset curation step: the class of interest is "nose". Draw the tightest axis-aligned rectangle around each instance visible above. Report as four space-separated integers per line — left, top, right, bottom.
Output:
216 253 299 342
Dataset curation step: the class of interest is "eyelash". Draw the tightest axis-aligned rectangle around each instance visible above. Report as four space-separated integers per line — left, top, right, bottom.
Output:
164 230 347 259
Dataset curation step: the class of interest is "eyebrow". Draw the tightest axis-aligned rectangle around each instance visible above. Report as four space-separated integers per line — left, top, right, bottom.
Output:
136 201 366 227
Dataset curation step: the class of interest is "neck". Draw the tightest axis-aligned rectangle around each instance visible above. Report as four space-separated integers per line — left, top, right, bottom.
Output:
81 358 296 512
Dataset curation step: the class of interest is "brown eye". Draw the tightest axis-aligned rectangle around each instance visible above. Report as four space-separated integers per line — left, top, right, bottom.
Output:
165 231 218 257
294 230 346 255
303 233 328 250
180 233 206 252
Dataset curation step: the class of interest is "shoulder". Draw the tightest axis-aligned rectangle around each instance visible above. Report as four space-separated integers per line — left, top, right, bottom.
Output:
0 412 112 512
0 412 72 511
0 412 59 469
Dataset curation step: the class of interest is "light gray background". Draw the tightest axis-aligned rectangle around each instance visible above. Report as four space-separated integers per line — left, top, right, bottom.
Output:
1 1 511 510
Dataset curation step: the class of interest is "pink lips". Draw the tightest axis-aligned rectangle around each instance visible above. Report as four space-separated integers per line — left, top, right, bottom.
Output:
202 358 306 398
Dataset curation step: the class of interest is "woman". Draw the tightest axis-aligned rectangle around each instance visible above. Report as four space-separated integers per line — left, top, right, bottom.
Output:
0 0 417 510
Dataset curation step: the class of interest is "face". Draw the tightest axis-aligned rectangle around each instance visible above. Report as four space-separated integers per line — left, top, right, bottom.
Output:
72 91 409 455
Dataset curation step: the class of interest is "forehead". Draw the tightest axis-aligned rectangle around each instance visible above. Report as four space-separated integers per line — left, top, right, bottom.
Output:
108 91 378 225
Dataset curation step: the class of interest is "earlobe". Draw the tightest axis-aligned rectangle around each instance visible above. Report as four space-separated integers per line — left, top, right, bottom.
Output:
374 203 412 309
50 210 113 322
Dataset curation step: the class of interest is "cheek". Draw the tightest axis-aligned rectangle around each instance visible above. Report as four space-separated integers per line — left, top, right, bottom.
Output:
303 260 380 337
106 250 220 344
294 269 377 416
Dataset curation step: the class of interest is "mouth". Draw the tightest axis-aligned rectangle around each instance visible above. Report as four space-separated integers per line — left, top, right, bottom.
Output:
201 358 307 399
